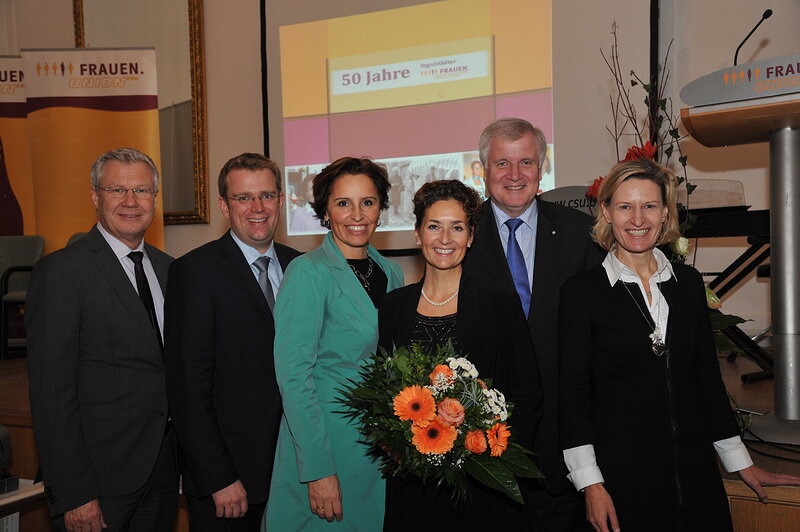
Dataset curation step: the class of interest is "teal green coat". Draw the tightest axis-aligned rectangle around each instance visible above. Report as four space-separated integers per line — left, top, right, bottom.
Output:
264 233 404 531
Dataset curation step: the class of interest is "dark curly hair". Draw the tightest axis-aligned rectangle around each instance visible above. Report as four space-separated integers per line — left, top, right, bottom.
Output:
311 157 391 221
412 179 482 231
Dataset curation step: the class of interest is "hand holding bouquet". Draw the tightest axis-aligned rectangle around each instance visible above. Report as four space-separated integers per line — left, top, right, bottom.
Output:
339 342 542 503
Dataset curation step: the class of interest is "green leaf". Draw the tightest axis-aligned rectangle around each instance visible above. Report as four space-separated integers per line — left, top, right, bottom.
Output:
679 155 688 166
670 128 680 139
686 183 697 194
499 445 544 479
659 98 667 111
463 456 524 504
630 79 638 87
710 312 749 330
665 145 674 157
394 354 411 378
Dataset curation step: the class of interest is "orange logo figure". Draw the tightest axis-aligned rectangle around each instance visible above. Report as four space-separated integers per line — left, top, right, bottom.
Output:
44 63 49 75
68 62 74 75
36 63 41 76
723 72 729 85
730 70 736 84
739 70 745 82
754 67 760 80
51 62 57 74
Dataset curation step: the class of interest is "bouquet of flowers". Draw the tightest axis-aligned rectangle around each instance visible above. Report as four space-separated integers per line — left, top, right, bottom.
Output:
338 341 542 504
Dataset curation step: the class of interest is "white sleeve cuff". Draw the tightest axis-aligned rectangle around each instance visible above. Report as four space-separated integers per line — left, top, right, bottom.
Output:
563 444 605 491
714 435 753 473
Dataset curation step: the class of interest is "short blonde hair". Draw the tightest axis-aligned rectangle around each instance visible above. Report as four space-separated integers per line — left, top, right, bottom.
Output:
592 158 681 251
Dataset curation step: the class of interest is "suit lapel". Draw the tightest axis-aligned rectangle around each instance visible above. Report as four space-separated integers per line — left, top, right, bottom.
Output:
219 232 273 321
659 274 682 351
472 201 515 288
86 227 161 354
144 243 170 294
530 200 559 322
321 233 377 329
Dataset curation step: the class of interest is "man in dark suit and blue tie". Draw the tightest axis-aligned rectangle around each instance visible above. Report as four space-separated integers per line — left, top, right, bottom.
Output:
27 148 177 531
463 118 604 531
164 153 300 531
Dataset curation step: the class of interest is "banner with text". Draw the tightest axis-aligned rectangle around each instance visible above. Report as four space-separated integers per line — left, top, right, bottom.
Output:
21 48 163 252
328 37 494 114
0 56 35 235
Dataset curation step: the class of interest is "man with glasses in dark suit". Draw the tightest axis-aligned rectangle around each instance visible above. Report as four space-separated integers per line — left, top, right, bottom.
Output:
27 148 177 531
165 153 300 531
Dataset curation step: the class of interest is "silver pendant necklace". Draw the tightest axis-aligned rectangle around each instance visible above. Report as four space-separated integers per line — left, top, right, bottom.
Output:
421 287 459 306
621 281 669 357
348 256 374 290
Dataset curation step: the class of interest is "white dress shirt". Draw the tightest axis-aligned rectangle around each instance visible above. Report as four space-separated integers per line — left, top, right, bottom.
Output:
491 198 539 289
96 222 165 341
229 230 284 297
562 248 753 491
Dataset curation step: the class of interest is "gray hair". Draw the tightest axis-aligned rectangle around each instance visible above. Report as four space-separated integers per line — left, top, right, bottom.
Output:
478 118 547 168
90 148 159 190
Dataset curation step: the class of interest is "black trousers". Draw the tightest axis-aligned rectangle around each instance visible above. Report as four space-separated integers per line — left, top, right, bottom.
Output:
185 494 266 532
53 426 179 532
522 481 587 532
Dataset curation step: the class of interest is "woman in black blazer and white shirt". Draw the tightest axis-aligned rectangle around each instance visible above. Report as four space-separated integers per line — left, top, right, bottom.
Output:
558 158 800 532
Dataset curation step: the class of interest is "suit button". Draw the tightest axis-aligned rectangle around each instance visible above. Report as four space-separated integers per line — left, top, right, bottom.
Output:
159 410 166 416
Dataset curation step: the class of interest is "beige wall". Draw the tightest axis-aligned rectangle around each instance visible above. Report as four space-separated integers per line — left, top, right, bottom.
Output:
4 0 791 321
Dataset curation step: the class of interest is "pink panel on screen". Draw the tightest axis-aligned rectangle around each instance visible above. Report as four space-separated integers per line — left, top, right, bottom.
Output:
284 118 330 166
496 91 553 143
329 98 494 159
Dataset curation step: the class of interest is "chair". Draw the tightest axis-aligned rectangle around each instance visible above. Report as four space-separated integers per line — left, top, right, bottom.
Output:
0 235 44 358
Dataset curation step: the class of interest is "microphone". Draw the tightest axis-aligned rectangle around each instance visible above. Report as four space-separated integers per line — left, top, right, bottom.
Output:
734 9 773 66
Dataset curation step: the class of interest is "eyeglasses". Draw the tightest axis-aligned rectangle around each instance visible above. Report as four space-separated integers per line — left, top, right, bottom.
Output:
227 193 279 203
95 186 157 198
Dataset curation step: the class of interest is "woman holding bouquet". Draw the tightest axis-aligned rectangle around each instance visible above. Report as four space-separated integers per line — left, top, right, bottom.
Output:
265 157 404 530
558 158 800 532
378 179 542 530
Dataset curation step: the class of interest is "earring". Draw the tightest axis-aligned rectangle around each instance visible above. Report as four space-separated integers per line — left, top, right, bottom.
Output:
376 219 382 227
322 218 331 229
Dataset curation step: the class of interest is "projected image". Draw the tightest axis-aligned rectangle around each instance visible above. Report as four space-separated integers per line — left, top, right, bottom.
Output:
278 0 553 238
284 151 493 235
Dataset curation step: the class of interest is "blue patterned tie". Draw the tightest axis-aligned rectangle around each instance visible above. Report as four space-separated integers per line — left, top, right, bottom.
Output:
505 218 531 317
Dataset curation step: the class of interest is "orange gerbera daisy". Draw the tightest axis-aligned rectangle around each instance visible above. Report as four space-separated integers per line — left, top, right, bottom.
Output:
393 385 436 425
412 418 457 455
487 422 511 457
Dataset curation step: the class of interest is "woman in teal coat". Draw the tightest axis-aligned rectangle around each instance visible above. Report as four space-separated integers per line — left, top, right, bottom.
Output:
264 157 404 531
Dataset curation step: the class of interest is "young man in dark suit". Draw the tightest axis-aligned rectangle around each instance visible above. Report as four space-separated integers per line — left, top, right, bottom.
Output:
462 118 604 531
27 148 177 531
164 153 300 531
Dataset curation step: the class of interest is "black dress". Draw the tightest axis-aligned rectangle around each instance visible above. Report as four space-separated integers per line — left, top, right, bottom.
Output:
378 273 543 531
558 263 738 531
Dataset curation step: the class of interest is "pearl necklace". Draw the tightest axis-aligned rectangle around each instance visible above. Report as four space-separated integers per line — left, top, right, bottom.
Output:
421 287 459 306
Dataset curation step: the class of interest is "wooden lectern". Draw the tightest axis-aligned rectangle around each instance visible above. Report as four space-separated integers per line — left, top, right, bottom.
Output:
681 54 800 422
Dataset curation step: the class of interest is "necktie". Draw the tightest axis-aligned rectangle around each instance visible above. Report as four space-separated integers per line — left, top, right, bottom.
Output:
128 251 163 350
504 218 531 317
253 256 276 312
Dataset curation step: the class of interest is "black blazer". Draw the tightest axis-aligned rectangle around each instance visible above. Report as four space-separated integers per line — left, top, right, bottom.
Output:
26 225 173 516
164 232 300 504
462 198 604 494
377 273 543 448
558 263 737 529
